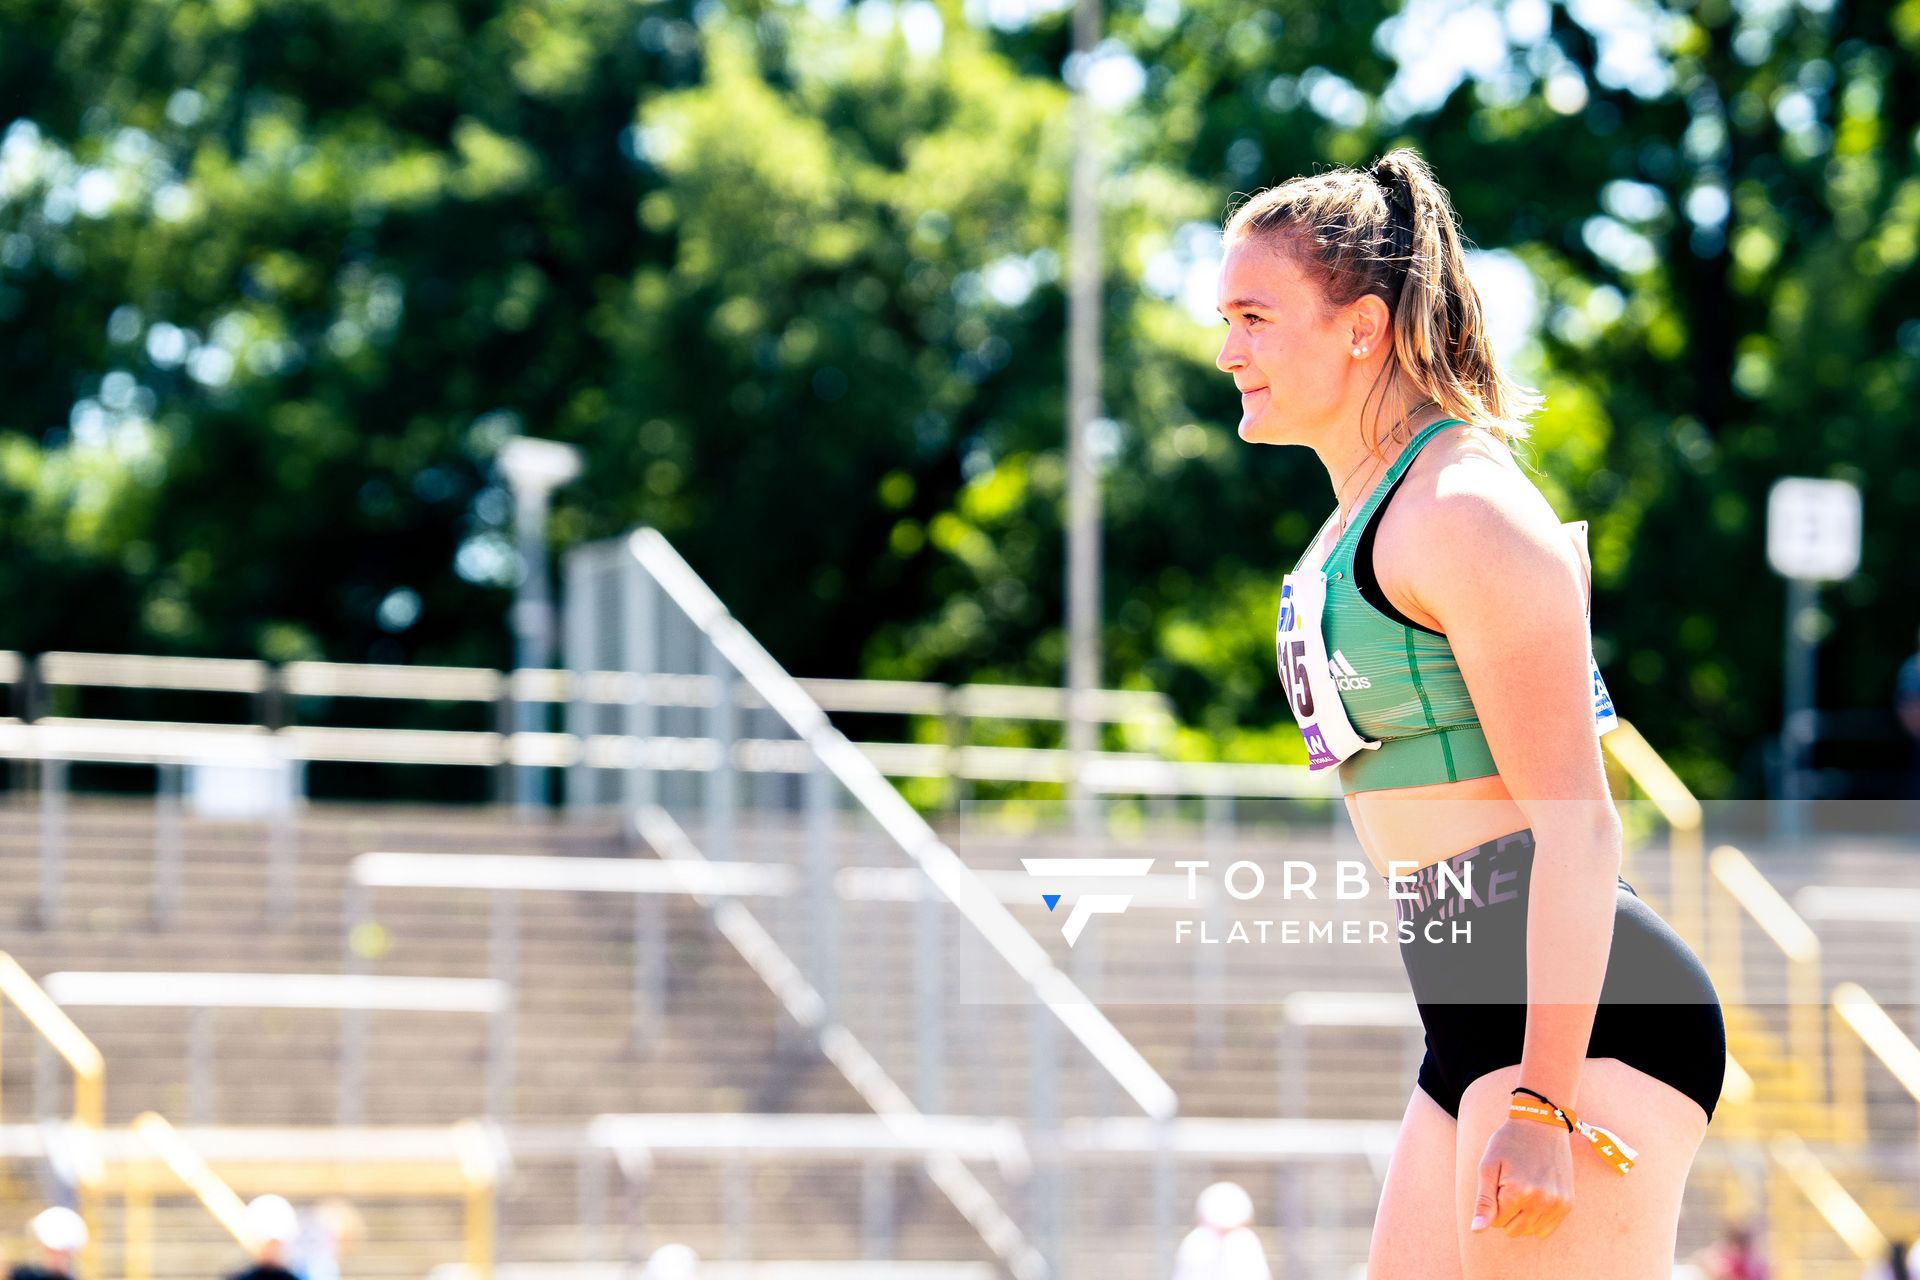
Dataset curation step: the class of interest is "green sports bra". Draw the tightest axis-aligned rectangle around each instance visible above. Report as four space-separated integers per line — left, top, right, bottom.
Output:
1292 417 1497 793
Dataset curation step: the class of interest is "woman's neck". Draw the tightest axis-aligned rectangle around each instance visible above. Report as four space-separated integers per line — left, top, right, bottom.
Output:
1322 399 1449 525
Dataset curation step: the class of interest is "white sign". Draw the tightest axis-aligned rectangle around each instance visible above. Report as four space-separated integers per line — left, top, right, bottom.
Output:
1767 477 1861 581
189 760 293 819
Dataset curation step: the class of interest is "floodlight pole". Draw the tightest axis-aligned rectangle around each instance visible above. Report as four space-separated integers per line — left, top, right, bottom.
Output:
1065 0 1103 839
499 437 583 811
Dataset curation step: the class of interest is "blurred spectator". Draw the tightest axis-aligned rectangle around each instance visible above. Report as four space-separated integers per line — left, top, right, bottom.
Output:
227 1196 301 1280
1171 1181 1272 1280
8 1207 86 1280
1898 627 1920 798
1692 1220 1769 1280
638 1245 700 1280
1861 1238 1918 1280
295 1199 364 1280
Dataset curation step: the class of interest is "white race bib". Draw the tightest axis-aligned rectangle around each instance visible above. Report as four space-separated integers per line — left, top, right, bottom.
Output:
1565 520 1619 736
1277 523 1618 773
1276 570 1380 771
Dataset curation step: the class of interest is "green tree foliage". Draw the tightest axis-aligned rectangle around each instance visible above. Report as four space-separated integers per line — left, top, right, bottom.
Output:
2 0 1916 795
1009 0 1920 791
604 14 1090 677
0 0 688 663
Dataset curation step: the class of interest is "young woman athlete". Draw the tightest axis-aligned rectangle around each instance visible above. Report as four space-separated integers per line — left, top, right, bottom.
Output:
1215 149 1727 1278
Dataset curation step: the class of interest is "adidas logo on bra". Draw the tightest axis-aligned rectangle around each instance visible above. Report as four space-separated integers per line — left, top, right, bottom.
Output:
1329 650 1372 691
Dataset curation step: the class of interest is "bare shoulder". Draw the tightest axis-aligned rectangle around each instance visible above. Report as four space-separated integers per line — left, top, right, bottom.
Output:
1377 422 1581 617
1396 423 1564 549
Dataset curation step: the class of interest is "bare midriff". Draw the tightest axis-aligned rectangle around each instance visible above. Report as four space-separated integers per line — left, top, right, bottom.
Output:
1345 779 1532 879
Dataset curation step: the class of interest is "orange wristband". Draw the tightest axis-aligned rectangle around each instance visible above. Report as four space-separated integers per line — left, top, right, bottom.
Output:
1509 1091 1638 1176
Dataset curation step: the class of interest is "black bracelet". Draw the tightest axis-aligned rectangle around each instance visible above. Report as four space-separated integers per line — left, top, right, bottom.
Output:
1511 1085 1575 1132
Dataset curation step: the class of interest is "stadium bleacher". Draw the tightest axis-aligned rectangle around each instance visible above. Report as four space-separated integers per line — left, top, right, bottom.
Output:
0 528 1906 1277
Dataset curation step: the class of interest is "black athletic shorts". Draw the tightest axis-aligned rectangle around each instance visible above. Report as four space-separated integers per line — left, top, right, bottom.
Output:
1395 827 1726 1123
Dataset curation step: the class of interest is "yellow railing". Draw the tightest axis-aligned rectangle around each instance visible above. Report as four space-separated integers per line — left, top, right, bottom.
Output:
98 1120 500 1279
1770 1131 1888 1268
0 951 106 1280
1604 726 1831 1081
454 1117 498 1278
128 1113 251 1280
1707 1052 1766 1142
1603 719 1705 946
1708 844 1824 1081
1831 982 1920 1150
1602 722 1918 1267
0 952 105 1129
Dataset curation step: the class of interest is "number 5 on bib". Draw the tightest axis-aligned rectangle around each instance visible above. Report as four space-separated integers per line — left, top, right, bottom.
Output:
1276 571 1380 771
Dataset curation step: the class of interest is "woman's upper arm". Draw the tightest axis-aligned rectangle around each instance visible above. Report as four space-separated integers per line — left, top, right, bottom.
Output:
1404 474 1616 837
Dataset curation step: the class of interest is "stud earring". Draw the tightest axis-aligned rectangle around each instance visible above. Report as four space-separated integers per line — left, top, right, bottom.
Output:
1352 347 1366 358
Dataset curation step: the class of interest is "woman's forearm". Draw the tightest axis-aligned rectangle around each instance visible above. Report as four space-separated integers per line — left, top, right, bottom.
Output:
1517 818 1624 1112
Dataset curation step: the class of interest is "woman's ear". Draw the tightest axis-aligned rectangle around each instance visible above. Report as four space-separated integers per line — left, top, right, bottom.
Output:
1349 294 1392 356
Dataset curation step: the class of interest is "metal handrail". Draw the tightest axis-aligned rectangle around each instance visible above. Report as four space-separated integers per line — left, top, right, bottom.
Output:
43 971 509 1013
556 1111 1389 1277
0 715 1322 796
1601 719 1704 945
635 805 1047 1280
131 1113 251 1249
1769 1131 1889 1263
1708 847 1821 961
19 649 1173 724
1831 982 1920 1149
105 1117 499 1280
0 953 107 1280
9 648 1214 806
47 971 510 1125
579 1110 1400 1165
1708 845 1823 1076
1722 1052 1756 1107
587 1112 1032 1179
1600 734 1903 1164
627 528 1178 1124
37 652 267 693
0 953 104 1129
284 660 503 701
0 645 1318 801
1794 885 1920 923
356 850 1213 907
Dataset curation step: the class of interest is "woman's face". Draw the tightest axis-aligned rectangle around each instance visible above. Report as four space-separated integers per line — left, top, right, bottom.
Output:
1214 236 1361 446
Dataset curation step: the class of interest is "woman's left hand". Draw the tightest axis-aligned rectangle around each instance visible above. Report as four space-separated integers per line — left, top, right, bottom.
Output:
1469 1118 1575 1238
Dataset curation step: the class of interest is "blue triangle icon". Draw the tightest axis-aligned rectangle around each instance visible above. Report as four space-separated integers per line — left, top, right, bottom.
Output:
1043 894 1061 911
